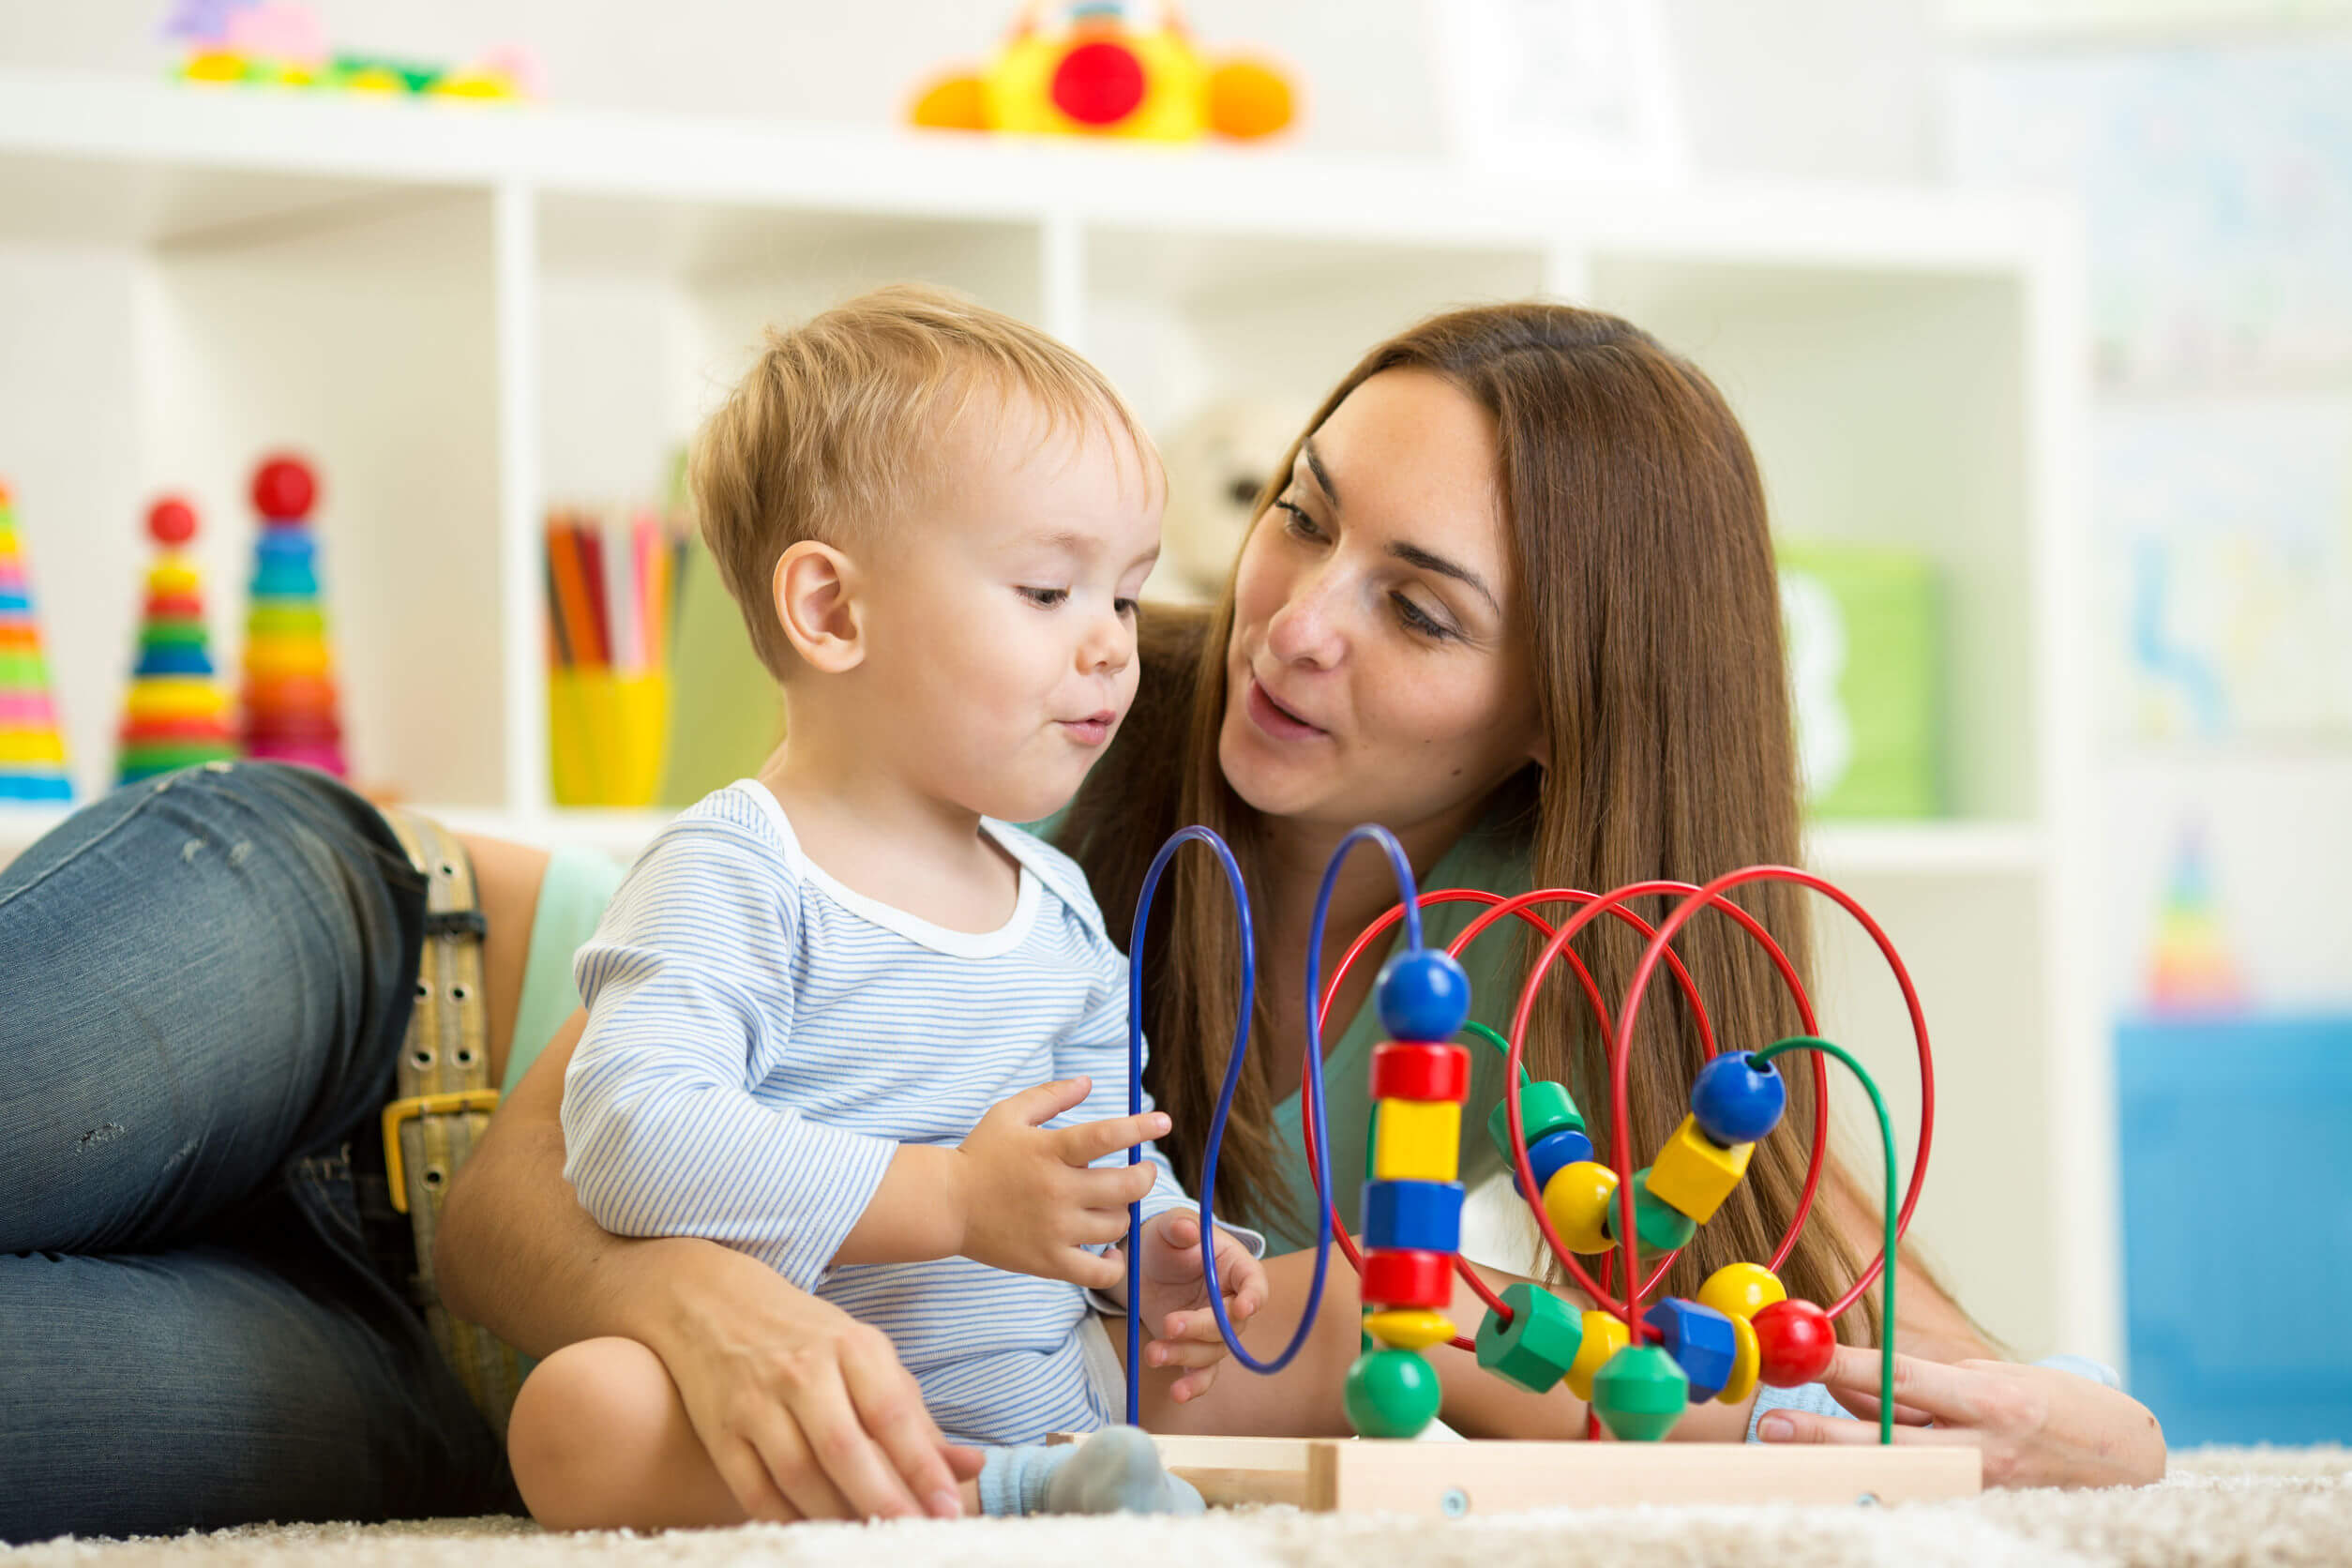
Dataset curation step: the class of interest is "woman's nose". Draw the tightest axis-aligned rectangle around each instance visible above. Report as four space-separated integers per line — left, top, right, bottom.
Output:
1265 565 1347 669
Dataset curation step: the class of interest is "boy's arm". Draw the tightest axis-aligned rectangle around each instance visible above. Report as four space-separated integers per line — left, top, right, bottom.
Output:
564 825 954 1289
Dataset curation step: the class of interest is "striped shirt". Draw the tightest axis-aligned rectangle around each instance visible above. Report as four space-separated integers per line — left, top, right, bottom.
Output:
562 780 1196 1444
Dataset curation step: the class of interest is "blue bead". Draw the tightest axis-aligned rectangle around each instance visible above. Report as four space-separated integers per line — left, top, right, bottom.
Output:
135 645 215 677
1362 1178 1465 1254
1644 1297 1738 1400
1691 1052 1786 1145
1512 1125 1596 1199
1376 948 1471 1041
255 532 316 565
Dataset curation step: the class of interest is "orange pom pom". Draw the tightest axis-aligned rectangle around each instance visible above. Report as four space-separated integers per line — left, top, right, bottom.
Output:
1209 58 1293 140
910 72 988 130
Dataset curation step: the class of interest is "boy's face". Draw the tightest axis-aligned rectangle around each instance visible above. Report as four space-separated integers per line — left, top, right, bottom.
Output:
855 396 1162 824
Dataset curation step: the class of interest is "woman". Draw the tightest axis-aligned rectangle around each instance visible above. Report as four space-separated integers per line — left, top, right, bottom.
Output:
0 304 2158 1545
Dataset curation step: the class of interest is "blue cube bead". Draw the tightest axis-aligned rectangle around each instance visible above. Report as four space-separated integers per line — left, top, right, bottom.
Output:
1376 948 1472 1041
1691 1052 1787 1146
1361 1178 1465 1255
1644 1297 1738 1402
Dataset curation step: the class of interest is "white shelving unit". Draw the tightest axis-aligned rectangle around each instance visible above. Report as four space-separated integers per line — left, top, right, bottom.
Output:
0 69 2107 1366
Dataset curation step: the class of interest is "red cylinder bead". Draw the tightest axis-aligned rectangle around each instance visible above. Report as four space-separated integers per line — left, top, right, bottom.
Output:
1370 1042 1470 1104
1751 1298 1837 1387
1359 1247 1454 1310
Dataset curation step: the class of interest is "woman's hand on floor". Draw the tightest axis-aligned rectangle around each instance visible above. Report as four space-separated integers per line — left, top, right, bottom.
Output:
647 1241 986 1520
1754 1344 2165 1489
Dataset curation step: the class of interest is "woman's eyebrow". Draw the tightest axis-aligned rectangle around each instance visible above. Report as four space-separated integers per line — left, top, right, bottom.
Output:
1301 438 1340 505
1390 540 1500 615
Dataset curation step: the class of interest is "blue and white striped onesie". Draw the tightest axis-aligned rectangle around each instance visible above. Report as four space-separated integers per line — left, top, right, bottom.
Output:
562 780 1198 1445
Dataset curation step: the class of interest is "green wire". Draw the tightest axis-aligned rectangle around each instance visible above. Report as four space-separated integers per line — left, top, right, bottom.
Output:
1460 1021 1535 1086
1753 1034 1897 1445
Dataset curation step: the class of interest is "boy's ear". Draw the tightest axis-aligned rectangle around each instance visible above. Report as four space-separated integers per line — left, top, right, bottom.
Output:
772 540 866 674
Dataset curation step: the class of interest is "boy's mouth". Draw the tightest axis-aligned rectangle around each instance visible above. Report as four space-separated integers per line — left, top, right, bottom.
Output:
1058 710 1118 746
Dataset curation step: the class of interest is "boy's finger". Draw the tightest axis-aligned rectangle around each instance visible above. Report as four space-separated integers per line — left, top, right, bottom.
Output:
1068 1163 1158 1211
1145 1335 1231 1371
1055 1111 1170 1164
1073 1206 1135 1246
1004 1078 1094 1128
1065 1246 1126 1291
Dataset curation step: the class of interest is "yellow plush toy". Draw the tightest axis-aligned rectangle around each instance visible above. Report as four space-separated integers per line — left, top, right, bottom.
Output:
910 1 1295 143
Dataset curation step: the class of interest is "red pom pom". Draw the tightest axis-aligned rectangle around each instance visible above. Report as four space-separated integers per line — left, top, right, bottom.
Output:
1050 39 1146 127
251 455 318 522
147 497 198 547
1751 1298 1837 1388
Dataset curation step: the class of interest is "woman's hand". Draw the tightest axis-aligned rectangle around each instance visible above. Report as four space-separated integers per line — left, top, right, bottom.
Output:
1118 1210 1267 1404
645 1240 986 1521
1754 1344 2165 1489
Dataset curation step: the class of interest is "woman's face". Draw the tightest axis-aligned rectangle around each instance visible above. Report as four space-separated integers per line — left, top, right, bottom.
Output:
1219 369 1544 837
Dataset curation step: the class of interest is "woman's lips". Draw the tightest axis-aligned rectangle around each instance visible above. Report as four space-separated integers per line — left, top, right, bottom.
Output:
1246 676 1327 741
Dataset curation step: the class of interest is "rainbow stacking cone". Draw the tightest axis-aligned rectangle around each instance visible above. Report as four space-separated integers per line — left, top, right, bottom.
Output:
2147 824 2245 1013
118 497 237 785
0 480 72 802
240 454 346 776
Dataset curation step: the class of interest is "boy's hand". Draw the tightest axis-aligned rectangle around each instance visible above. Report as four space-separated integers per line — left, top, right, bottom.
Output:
1108 1209 1267 1405
954 1077 1165 1290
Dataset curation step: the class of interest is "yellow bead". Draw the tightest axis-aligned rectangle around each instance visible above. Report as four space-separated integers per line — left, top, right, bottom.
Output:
1564 1309 1631 1402
126 678 228 723
1371 1098 1460 1183
1697 1261 1787 1322
147 562 201 596
1364 1308 1455 1351
1540 1160 1619 1254
1714 1308 1761 1405
242 636 331 679
1645 1114 1753 1225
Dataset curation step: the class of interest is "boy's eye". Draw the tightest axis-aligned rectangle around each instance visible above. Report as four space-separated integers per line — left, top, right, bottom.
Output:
1018 586 1070 608
1114 597 1138 618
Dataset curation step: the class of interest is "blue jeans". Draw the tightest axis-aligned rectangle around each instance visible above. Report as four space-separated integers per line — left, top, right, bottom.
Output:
0 762 520 1542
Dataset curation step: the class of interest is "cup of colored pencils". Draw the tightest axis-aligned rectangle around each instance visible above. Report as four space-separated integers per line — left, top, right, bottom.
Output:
545 505 682 807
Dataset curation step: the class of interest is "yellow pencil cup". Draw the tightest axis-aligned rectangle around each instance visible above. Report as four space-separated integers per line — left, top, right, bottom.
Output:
550 669 671 807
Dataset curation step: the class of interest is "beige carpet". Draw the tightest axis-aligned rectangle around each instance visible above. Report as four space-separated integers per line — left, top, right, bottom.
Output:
10 1449 2348 1568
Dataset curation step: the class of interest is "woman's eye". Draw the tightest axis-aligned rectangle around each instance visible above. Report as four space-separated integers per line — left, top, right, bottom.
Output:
1393 592 1456 641
1018 586 1070 608
1275 498 1322 540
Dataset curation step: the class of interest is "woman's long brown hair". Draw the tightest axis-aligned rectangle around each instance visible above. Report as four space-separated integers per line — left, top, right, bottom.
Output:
1061 302 1887 1344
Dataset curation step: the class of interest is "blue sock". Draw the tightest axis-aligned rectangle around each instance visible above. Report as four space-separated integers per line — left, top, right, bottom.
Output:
974 1428 1205 1516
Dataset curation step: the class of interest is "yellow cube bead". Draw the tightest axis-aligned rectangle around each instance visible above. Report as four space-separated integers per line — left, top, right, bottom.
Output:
1645 1114 1754 1225
1697 1261 1787 1322
1714 1309 1761 1405
1540 1160 1620 1255
1564 1309 1632 1403
1364 1308 1455 1351
1371 1098 1461 1183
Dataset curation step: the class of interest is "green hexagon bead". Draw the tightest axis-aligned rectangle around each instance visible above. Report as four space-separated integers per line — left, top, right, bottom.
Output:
1591 1344 1689 1442
1618 1166 1698 1252
1344 1347 1444 1439
1485 1079 1585 1165
1473 1282 1585 1395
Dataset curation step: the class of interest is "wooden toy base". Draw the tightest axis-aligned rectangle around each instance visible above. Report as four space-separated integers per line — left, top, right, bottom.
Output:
1052 1433 1982 1516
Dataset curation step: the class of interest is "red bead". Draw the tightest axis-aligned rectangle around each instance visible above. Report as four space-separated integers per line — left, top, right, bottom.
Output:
1050 39 1146 126
146 497 197 546
143 595 206 620
1370 1042 1470 1103
1751 1298 1837 1387
251 456 318 521
1359 1247 1453 1310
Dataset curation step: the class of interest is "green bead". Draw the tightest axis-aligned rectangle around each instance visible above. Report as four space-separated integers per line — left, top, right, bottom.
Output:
1591 1344 1689 1442
247 605 325 637
1344 1347 1443 1439
1485 1079 1584 1164
1631 1166 1697 1252
1473 1281 1584 1395
141 620 208 650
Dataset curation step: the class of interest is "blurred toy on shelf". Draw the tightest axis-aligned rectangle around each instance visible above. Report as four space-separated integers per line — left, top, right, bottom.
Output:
118 497 237 787
546 505 680 807
239 454 347 778
909 2 1294 143
161 0 540 99
2143 822 2246 1016
0 481 71 804
1776 540 1944 820
1147 394 1311 603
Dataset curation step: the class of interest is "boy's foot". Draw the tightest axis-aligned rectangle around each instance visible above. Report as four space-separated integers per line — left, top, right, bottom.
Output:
1042 1425 1205 1515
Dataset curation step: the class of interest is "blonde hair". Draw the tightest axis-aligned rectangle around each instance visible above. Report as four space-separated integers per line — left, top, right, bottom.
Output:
691 282 1156 679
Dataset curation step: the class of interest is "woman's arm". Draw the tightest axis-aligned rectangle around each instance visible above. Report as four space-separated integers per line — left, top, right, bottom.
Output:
436 1008 978 1521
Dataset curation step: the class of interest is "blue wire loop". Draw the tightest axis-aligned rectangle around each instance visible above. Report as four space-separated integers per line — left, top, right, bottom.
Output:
1123 822 1425 1425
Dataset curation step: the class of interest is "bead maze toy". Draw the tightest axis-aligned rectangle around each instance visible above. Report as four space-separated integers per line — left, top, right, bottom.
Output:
0 481 72 804
1093 823 1979 1515
240 454 347 778
118 498 237 786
